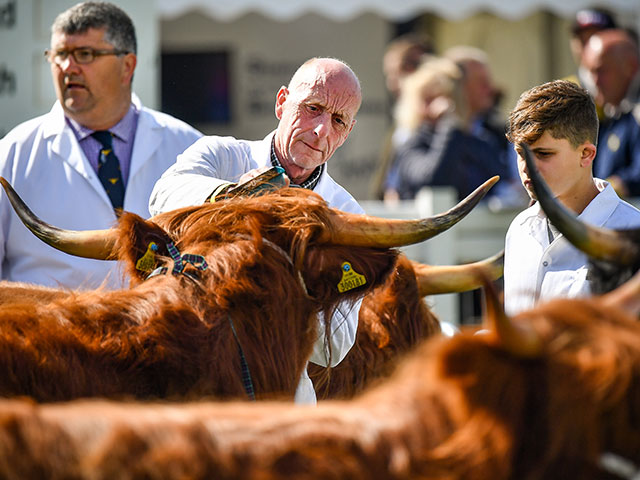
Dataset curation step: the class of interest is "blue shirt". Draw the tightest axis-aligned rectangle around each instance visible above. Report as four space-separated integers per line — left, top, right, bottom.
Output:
593 106 640 196
393 118 511 200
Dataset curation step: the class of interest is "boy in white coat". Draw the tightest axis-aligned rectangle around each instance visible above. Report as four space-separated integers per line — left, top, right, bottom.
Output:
503 80 640 315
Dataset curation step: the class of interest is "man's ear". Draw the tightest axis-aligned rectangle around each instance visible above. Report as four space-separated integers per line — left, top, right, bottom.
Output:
121 53 137 87
274 86 288 120
580 142 597 168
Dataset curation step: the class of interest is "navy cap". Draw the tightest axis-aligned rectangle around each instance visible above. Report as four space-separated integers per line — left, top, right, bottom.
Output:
572 9 617 34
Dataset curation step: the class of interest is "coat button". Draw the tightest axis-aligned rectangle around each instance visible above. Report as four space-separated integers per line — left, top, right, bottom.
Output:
543 261 549 267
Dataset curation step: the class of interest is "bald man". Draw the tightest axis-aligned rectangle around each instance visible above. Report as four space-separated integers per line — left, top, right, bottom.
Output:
582 29 640 196
149 57 363 405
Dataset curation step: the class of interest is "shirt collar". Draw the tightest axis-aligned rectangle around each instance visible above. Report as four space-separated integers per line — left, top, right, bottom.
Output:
66 102 139 143
270 136 324 190
519 178 617 228
578 178 619 227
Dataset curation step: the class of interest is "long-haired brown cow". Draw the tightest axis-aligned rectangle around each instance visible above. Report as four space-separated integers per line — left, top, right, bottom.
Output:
0 267 638 479
0 247 503 403
309 251 504 399
0 176 496 402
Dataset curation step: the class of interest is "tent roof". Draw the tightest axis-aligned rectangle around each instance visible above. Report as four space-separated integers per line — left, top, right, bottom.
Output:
157 0 640 22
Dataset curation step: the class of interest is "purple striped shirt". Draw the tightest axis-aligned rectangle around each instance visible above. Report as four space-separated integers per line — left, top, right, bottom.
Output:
66 103 140 185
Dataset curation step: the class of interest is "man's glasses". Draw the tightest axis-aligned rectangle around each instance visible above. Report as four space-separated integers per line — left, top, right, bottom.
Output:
44 47 129 66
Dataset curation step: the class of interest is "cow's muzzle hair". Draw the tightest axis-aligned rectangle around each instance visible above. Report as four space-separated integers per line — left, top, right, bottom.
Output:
521 143 640 265
0 176 499 260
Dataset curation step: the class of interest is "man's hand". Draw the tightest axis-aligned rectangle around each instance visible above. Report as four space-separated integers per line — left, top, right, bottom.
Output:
211 167 290 202
223 166 289 199
238 166 290 186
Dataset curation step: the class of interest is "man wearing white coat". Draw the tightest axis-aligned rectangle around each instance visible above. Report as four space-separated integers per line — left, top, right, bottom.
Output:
0 2 201 289
149 57 362 404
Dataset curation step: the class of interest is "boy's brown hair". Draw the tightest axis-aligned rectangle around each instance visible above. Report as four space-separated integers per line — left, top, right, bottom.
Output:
507 80 598 148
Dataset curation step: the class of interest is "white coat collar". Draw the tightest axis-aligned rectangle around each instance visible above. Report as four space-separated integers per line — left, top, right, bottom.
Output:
250 131 275 168
578 178 621 227
41 93 142 139
516 178 618 249
517 178 617 229
128 94 164 182
43 94 160 185
42 101 95 184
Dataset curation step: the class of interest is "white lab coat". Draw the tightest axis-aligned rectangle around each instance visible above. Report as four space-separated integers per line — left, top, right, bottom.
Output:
0 96 202 289
149 132 363 404
149 131 362 215
504 179 640 316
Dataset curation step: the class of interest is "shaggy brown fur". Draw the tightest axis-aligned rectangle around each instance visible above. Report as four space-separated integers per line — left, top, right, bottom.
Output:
0 254 441 402
0 189 397 401
309 254 441 399
0 294 638 479
0 281 69 305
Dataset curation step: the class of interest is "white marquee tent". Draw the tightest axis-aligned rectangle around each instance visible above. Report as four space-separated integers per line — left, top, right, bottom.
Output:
156 0 640 22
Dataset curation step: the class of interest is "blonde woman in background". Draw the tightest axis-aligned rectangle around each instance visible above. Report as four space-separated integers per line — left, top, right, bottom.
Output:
382 57 459 202
386 56 511 202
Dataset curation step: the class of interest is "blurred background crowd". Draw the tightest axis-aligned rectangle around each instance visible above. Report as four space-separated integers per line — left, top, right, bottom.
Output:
1 0 640 205
373 7 640 210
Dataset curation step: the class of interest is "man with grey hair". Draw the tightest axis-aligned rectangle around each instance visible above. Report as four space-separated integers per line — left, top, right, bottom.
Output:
444 45 525 209
149 57 363 404
0 2 202 289
444 46 495 130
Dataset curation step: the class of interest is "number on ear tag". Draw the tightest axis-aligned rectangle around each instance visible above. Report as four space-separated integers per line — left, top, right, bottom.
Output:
337 261 366 293
136 242 159 272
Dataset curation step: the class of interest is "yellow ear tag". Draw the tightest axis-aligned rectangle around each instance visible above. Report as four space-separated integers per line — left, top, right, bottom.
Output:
337 261 366 293
136 242 159 272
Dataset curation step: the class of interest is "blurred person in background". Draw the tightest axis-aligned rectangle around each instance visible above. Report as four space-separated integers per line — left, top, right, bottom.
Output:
445 46 526 209
370 33 434 200
444 46 496 132
567 7 617 101
388 56 511 202
382 33 434 101
0 1 201 289
582 29 640 197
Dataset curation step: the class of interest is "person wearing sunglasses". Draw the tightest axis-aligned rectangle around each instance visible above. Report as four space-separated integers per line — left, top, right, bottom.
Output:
0 2 202 289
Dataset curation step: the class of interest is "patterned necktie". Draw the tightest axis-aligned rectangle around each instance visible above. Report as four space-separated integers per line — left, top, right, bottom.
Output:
92 130 124 210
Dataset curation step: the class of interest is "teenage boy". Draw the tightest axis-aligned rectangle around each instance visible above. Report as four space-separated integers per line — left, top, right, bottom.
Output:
503 79 640 315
